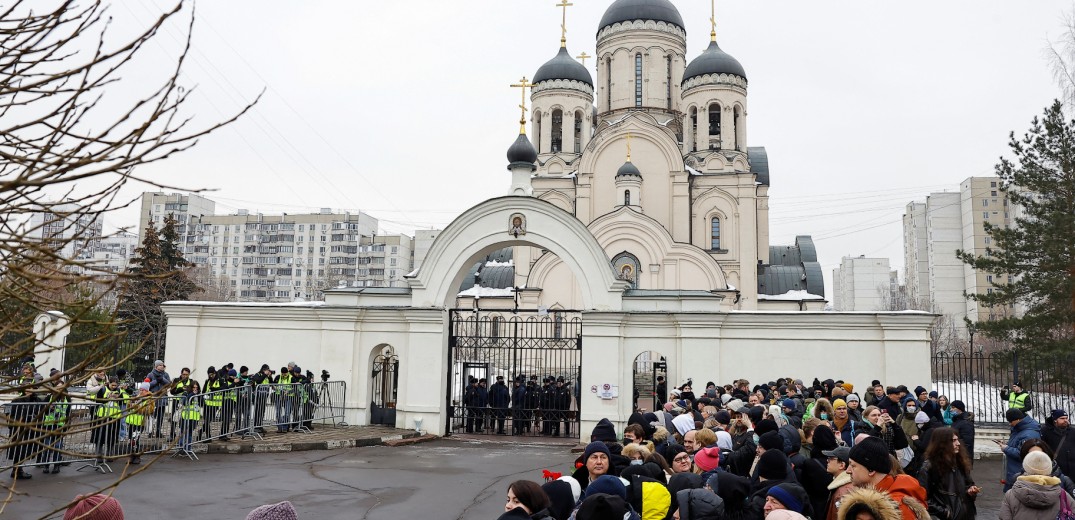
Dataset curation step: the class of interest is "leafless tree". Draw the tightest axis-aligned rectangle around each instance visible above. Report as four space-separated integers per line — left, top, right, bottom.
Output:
1048 7 1075 111
0 1 256 515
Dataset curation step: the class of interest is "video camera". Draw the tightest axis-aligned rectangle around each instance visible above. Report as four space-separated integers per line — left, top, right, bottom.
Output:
321 370 330 383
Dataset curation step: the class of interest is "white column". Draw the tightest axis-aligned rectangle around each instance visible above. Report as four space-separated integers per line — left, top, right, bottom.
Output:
33 312 70 378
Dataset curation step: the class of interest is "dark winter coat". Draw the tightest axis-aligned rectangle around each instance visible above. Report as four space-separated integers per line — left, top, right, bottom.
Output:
917 460 976 520
511 385 526 410
489 381 511 408
800 454 834 519
1042 422 1075 478
950 412 975 459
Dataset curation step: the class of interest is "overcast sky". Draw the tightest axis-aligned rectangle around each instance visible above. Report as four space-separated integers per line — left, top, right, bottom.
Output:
104 0 1070 298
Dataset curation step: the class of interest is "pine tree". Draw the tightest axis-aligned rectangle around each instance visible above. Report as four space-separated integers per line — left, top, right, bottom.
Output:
957 101 1075 353
116 216 198 368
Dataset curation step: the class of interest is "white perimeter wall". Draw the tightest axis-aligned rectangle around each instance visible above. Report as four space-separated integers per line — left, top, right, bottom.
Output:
163 302 935 442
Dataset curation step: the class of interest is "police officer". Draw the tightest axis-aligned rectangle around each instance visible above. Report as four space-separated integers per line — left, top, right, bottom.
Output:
464 377 488 433
555 377 572 438
1000 381 1033 412
511 376 527 435
489 375 510 435
541 376 556 436
274 366 295 433
250 364 274 434
525 376 540 434
91 377 127 464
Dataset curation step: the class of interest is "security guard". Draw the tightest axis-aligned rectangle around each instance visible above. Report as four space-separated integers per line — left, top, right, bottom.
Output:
1001 381 1033 412
178 380 202 452
38 391 69 473
168 368 193 441
202 367 224 440
92 377 128 463
125 383 155 464
274 366 295 433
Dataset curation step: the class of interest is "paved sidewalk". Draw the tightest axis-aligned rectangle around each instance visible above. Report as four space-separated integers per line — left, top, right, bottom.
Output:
180 425 427 454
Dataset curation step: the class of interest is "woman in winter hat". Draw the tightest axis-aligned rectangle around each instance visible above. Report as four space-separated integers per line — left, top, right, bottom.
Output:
64 494 124 520
1000 450 1075 520
246 500 298 520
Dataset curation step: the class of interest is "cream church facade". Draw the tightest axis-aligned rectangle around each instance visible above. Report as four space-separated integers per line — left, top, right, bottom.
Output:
162 0 935 440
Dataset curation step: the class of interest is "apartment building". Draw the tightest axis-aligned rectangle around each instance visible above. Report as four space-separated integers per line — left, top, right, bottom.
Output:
26 203 104 265
138 193 414 302
902 177 1011 330
832 256 897 311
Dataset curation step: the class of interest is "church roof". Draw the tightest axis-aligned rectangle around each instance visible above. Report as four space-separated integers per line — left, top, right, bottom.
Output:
507 133 538 165
457 247 516 293
758 236 825 297
533 47 593 87
683 40 747 83
748 147 769 185
598 0 684 32
616 161 641 177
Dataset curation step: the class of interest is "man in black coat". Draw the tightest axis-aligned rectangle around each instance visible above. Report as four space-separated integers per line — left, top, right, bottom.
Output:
554 377 572 437
464 377 488 433
1043 409 1075 477
949 400 975 462
510 376 527 435
489 375 510 435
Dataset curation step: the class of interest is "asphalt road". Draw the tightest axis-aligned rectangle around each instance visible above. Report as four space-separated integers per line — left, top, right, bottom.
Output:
2 439 1009 520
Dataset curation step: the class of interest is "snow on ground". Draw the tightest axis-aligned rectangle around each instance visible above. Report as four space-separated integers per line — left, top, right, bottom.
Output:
757 290 825 301
933 379 1075 425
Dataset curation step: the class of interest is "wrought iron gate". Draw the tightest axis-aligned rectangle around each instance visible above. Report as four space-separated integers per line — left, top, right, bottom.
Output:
447 309 582 437
370 350 399 426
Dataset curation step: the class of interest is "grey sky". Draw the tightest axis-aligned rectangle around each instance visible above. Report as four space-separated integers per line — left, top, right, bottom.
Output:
108 1 1069 298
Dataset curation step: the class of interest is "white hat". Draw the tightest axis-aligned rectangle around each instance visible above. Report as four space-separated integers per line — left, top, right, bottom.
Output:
1023 451 1053 476
556 475 582 503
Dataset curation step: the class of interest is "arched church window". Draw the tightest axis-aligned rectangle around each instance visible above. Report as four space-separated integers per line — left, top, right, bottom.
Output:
612 252 641 289
574 110 583 153
711 218 721 250
535 111 542 153
666 55 673 109
708 103 721 150
733 106 742 151
635 53 643 107
689 107 698 152
551 109 563 153
624 190 631 206
606 57 612 109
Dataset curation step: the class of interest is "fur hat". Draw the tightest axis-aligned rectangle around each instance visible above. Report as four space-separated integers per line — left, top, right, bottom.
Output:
246 501 298 520
694 446 721 472
1023 451 1053 476
757 449 788 481
848 437 891 474
64 494 124 520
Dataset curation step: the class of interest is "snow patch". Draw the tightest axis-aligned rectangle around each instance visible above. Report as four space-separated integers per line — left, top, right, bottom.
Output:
485 259 514 267
757 290 825 301
685 166 701 176
457 285 515 298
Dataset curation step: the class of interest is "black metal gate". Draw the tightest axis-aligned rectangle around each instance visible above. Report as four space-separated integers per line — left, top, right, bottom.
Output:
370 350 399 426
447 309 582 437
633 352 667 414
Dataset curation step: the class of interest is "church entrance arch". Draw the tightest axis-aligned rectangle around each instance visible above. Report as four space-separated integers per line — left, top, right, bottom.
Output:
632 351 667 413
447 310 581 437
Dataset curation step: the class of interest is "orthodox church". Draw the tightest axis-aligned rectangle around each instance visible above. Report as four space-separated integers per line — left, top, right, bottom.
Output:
461 0 824 311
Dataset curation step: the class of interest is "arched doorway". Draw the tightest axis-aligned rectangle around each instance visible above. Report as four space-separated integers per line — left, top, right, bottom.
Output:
370 345 399 426
633 351 666 413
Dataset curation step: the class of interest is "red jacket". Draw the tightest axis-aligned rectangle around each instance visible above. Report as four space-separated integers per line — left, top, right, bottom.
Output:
875 473 928 520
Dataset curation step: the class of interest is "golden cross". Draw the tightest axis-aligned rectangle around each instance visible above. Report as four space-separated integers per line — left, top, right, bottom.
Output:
710 0 717 42
510 76 533 134
576 51 591 67
556 0 573 47
626 132 632 162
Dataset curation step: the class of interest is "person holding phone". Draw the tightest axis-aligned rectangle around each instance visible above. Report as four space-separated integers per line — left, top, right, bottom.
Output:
863 405 910 455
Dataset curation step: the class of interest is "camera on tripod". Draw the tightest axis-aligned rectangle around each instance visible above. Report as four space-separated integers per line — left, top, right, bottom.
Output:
321 370 330 383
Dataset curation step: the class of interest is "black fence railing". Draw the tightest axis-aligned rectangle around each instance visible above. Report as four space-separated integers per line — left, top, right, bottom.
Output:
932 351 1075 425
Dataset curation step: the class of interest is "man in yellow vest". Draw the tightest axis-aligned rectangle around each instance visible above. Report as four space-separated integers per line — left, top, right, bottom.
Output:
201 366 224 440
168 368 193 441
274 366 295 433
92 377 128 464
1000 381 1033 412
125 383 155 464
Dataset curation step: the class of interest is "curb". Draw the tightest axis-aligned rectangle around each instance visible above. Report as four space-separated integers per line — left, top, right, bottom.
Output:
200 429 425 455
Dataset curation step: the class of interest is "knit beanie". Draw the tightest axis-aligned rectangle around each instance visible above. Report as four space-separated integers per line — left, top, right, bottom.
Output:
755 418 779 436
590 418 618 442
759 431 784 452
1023 451 1054 476
583 475 628 500
583 441 611 463
576 493 629 519
246 501 298 520
757 449 788 481
833 399 847 409
848 437 891 474
1052 409 1070 422
950 400 967 413
812 425 838 452
846 393 860 403
915 411 930 425
721 394 733 405
694 446 721 472
1005 408 1026 422
767 483 808 514
64 494 124 520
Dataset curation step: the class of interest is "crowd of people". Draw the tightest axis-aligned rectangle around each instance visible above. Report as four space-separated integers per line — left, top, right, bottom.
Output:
463 375 578 436
494 376 1075 520
6 359 330 479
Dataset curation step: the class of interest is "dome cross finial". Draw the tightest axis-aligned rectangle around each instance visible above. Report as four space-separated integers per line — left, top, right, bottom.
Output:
556 0 573 48
510 77 533 134
710 0 717 42
626 132 632 162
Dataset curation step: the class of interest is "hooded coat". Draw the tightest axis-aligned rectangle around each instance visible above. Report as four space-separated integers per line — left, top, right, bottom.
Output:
1000 474 1075 520
626 474 671 520
837 487 904 520
1003 416 1042 491
949 412 975 458
674 489 724 520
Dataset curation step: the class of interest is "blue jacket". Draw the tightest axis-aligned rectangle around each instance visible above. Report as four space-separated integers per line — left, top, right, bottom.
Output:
489 381 510 408
1003 416 1042 490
